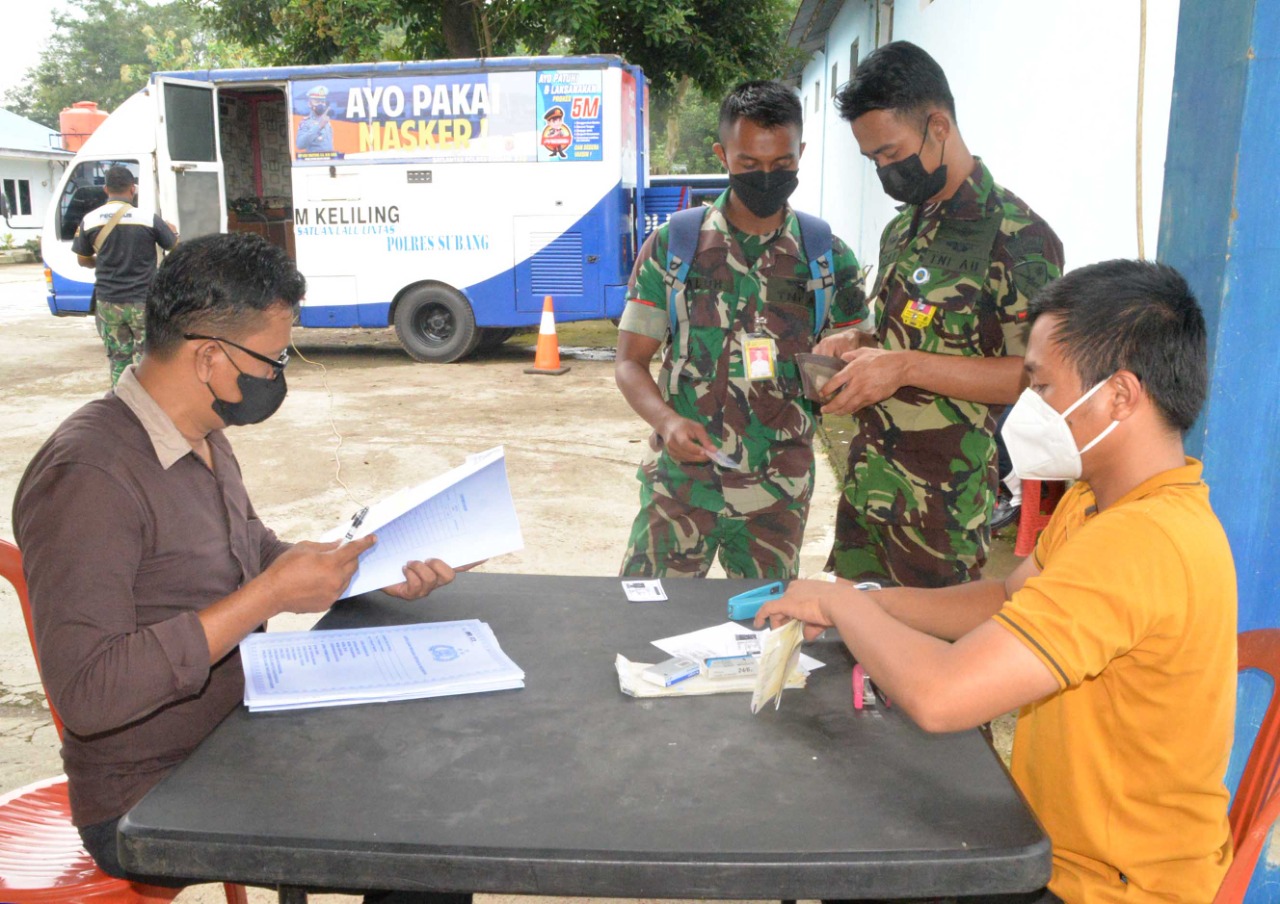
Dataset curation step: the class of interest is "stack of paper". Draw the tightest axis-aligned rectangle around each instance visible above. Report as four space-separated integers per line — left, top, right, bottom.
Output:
321 446 524 600
240 620 524 712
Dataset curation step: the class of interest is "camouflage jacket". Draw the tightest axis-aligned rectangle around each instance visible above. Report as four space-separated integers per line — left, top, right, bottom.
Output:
848 159 1063 530
619 190 868 515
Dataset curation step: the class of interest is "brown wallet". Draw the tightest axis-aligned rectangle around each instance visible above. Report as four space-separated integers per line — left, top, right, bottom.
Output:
794 353 848 403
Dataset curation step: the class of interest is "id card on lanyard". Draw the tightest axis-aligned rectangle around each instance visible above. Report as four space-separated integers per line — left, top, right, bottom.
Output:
742 303 777 382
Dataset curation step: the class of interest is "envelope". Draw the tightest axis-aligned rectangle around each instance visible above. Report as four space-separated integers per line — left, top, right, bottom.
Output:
794 352 847 403
750 618 806 713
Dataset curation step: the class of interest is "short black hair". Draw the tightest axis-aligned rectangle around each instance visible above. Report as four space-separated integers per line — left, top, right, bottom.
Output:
1028 260 1207 434
834 41 956 124
719 80 803 139
146 233 305 356
104 166 136 192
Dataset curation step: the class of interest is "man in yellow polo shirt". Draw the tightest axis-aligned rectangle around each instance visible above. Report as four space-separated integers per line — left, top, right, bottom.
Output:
757 259 1236 903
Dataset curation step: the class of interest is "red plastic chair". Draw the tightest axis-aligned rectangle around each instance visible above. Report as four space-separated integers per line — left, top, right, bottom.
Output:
1013 479 1067 557
0 538 248 903
1229 629 1280 845
1214 778 1280 903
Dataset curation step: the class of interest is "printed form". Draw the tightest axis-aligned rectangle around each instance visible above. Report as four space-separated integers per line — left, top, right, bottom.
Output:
323 446 524 599
241 620 525 712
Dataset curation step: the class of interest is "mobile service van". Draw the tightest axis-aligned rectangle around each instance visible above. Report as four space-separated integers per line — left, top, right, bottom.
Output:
42 55 721 361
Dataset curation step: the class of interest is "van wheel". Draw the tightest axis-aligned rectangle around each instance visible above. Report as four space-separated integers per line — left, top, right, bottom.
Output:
394 285 479 363
477 327 516 351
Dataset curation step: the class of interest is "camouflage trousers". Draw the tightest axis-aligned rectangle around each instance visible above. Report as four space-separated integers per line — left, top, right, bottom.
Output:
95 300 146 386
620 481 809 579
826 492 988 588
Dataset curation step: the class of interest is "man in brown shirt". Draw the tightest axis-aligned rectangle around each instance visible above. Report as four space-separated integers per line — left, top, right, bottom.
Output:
13 233 465 904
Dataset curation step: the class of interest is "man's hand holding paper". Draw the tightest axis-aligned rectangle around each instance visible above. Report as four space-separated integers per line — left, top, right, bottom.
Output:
753 578 851 641
260 536 378 613
654 413 718 463
380 555 457 600
750 618 805 713
382 558 487 600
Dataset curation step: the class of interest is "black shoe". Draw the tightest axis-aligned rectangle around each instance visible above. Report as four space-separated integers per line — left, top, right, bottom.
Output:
990 495 1021 531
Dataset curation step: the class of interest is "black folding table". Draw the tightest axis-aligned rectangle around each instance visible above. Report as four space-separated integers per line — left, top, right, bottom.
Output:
119 573 1050 901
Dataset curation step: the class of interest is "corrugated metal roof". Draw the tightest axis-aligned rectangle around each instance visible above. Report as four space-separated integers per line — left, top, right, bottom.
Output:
784 0 846 83
0 108 71 156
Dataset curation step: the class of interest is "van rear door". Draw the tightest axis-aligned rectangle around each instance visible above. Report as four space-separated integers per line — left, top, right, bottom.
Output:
154 77 225 239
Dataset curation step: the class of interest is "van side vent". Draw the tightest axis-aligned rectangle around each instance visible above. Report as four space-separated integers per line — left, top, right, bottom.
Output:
530 232 583 296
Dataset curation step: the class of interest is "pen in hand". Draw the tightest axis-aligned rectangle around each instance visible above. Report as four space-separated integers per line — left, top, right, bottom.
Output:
340 506 369 546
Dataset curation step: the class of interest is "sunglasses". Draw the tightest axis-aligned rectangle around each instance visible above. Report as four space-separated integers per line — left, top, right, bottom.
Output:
184 333 290 370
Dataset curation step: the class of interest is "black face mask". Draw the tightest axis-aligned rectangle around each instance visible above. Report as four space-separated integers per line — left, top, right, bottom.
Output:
209 366 288 427
729 169 799 219
876 125 947 206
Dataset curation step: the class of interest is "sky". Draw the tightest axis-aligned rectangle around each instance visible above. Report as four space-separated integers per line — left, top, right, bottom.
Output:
1 0 69 100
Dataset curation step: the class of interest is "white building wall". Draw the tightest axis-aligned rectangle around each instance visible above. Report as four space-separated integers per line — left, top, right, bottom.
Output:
794 0 895 270
793 0 1179 277
0 155 68 243
797 47 829 211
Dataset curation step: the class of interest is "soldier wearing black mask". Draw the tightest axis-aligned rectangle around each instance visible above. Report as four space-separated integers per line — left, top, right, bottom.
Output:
813 41 1065 592
615 80 869 580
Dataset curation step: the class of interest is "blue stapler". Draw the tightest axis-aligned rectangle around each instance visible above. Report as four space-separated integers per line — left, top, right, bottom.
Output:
726 581 784 620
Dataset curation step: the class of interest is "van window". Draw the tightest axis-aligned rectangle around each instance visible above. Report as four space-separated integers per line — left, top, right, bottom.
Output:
164 84 217 161
57 160 140 241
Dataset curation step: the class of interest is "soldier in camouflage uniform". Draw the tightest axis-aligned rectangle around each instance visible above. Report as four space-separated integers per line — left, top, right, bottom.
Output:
817 42 1064 588
72 166 178 385
616 81 868 579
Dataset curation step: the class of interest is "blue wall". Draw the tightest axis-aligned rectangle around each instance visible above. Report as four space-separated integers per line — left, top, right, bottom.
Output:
1159 0 1279 634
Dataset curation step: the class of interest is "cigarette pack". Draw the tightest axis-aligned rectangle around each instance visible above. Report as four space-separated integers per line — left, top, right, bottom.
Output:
703 654 758 680
641 656 701 688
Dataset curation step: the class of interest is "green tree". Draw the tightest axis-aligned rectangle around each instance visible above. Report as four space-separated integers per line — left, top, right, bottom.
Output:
4 0 258 129
195 0 801 167
128 23 260 80
523 0 801 168
190 0 476 63
650 85 723 175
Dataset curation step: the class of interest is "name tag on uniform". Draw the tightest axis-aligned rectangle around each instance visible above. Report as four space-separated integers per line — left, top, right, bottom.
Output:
743 334 778 381
901 299 937 329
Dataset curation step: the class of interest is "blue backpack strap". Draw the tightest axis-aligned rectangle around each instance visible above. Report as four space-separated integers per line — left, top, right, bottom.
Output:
794 210 835 337
659 206 708 393
663 206 705 336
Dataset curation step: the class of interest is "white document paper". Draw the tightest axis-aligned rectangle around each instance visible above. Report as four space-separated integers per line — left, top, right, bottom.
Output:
240 620 525 712
652 621 824 673
622 579 667 602
654 621 763 660
322 446 523 599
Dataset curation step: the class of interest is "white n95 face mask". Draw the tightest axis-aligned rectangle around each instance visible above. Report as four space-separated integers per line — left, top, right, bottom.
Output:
1001 378 1119 481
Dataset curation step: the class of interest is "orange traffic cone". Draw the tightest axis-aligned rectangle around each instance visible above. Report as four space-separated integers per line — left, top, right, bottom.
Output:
523 295 571 375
